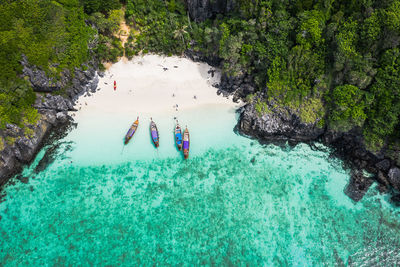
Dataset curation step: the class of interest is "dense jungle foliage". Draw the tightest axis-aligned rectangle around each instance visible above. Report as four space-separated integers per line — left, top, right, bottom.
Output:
0 0 94 128
124 0 400 150
0 0 124 129
1 0 400 151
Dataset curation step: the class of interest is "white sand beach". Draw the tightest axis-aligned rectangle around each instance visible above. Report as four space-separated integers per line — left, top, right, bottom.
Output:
66 55 245 163
74 55 238 116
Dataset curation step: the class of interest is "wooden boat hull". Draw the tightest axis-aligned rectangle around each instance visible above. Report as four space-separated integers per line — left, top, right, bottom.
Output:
150 121 159 148
183 128 190 159
175 125 182 151
124 119 139 144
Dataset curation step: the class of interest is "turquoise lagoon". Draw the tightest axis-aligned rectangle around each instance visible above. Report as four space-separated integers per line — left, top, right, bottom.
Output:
1 60 400 265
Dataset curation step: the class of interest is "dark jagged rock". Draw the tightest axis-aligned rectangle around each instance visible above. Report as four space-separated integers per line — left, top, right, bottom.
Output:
214 72 257 100
0 147 18 187
184 49 222 67
0 110 74 187
1 56 98 188
89 76 99 93
190 46 400 202
56 112 69 124
185 0 235 22
344 170 374 202
0 112 52 185
4 124 22 137
390 194 400 207
15 174 29 184
376 159 391 171
388 168 400 191
323 129 372 170
34 94 75 111
21 55 69 92
239 102 325 142
234 87 400 201
376 171 390 188
21 54 99 101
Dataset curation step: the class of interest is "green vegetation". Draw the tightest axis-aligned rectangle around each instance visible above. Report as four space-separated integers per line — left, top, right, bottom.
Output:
80 0 121 14
5 136 16 146
245 94 255 104
0 0 125 128
86 9 125 64
0 137 4 151
255 99 269 116
1 0 400 152
124 0 190 56
151 0 398 150
0 0 93 128
364 48 400 148
24 127 35 138
299 97 325 126
329 85 366 130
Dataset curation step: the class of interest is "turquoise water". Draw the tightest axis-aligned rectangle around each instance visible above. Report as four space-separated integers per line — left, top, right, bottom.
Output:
1 106 400 265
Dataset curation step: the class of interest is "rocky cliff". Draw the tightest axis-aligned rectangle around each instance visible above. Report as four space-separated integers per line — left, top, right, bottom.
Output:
239 100 325 142
185 0 235 22
0 56 99 187
237 99 400 204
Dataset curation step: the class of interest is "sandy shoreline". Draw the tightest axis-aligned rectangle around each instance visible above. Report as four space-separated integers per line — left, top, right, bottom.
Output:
65 55 244 163
74 55 240 118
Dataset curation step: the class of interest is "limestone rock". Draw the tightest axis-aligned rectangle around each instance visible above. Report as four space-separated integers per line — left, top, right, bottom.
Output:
185 0 235 22
388 168 400 190
56 112 69 124
344 170 374 202
375 159 391 171
239 102 324 142
34 94 75 111
1 56 98 184
21 55 68 92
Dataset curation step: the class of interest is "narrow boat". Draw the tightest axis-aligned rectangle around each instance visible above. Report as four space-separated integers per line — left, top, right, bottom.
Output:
183 127 190 159
114 80 116 91
124 117 139 145
150 118 159 147
175 121 183 151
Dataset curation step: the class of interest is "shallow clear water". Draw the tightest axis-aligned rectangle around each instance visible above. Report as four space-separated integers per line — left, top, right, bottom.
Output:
2 140 400 266
1 96 400 266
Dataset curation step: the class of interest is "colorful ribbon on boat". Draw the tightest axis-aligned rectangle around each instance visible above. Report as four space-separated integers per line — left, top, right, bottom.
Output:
151 130 158 140
183 141 189 149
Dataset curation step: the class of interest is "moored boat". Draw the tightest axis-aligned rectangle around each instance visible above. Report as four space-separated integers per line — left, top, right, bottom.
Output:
124 117 139 145
175 121 182 151
150 118 159 148
183 127 190 159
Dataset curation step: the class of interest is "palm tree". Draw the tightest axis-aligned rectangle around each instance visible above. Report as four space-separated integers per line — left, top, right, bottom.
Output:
173 25 188 47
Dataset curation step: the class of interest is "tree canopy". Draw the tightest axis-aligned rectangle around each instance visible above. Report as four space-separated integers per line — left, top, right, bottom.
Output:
1 0 400 151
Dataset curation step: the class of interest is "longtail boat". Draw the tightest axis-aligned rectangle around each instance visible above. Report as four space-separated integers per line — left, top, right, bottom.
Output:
124 117 139 145
183 127 190 159
175 122 183 151
150 118 159 147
